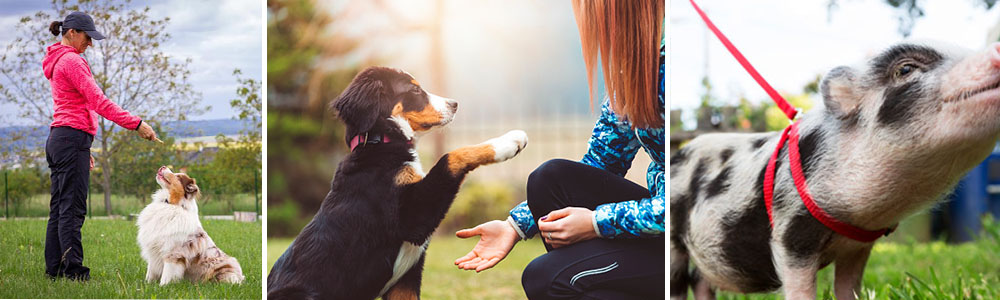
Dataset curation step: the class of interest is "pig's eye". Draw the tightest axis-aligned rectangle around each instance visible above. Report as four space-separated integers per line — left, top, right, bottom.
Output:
895 63 918 78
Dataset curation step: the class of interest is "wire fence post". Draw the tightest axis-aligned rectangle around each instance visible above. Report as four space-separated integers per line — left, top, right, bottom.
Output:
5 170 8 219
254 169 260 217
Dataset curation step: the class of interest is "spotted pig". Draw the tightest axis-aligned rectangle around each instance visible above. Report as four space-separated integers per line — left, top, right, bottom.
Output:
670 41 1000 300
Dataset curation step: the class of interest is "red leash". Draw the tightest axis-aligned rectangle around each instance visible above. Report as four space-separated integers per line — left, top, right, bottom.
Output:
690 0 892 242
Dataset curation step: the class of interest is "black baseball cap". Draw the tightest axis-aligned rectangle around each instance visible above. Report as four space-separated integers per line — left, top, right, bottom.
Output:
63 12 105 40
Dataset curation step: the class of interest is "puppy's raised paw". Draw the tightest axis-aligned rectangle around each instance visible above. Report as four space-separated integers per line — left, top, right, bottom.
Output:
485 130 527 163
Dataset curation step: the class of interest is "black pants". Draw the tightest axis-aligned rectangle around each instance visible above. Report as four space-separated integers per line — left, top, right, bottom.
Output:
44 126 92 279
521 159 665 300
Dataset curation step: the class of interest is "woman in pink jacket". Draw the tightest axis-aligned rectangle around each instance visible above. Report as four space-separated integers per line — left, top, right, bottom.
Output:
42 11 159 281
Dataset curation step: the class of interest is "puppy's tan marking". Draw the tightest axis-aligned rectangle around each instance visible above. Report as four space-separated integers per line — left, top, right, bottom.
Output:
384 285 419 300
395 166 423 186
403 105 442 132
447 144 496 176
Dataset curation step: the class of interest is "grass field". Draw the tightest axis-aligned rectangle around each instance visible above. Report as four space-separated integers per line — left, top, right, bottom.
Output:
0 218 262 299
711 218 1000 299
2 193 260 218
267 235 549 299
268 219 1000 300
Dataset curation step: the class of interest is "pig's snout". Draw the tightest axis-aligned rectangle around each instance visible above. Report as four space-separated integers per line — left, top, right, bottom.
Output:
990 42 1000 68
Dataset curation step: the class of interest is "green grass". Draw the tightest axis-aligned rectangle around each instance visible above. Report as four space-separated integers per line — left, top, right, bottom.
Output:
267 234 548 300
267 219 1000 300
711 219 1000 299
0 219 262 299
2 193 261 218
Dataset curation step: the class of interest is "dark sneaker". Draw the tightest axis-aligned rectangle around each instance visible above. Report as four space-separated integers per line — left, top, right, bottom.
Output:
65 272 90 282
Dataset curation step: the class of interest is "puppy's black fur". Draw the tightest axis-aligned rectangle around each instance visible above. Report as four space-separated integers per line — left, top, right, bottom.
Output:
267 67 484 300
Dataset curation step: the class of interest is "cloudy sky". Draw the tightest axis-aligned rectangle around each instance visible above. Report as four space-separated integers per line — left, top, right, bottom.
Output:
671 0 1000 128
0 0 262 125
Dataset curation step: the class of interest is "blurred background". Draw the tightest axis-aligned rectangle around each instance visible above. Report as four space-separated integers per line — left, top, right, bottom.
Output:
670 0 1000 244
266 0 653 236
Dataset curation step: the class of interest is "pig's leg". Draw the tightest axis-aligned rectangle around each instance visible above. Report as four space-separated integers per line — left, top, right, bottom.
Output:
669 244 690 300
773 244 818 300
834 246 872 300
692 270 716 300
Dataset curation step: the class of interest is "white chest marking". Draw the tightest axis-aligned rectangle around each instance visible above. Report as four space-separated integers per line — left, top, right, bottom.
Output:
379 239 429 297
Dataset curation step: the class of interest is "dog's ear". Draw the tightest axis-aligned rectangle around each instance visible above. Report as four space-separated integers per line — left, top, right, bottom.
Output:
333 70 389 138
182 177 200 199
185 178 198 193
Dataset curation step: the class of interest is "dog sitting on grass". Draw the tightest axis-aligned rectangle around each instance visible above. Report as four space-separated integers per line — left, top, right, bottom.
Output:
136 166 244 285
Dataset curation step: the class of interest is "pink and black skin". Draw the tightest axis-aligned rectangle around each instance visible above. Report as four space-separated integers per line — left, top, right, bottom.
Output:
671 42 1000 300
267 66 527 300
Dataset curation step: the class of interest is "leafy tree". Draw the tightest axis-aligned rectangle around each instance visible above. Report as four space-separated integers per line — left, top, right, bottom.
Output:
207 68 262 213
267 0 361 235
0 0 207 215
106 127 179 205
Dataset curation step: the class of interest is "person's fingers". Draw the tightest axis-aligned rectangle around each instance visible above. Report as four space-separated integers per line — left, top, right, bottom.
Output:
476 257 502 272
455 227 481 239
455 251 477 265
459 257 484 269
542 208 572 223
153 136 164 143
538 219 562 232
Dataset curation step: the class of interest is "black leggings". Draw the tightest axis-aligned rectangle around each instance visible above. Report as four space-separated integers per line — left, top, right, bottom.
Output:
44 126 92 279
521 159 665 300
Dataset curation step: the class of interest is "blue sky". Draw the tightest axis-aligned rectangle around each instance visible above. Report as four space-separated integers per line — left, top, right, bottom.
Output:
670 0 1000 129
0 0 262 125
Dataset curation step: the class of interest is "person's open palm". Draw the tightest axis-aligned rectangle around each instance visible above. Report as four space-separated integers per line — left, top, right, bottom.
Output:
454 220 520 272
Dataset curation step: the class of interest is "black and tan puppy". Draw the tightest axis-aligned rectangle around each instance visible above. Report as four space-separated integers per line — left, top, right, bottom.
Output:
267 66 527 300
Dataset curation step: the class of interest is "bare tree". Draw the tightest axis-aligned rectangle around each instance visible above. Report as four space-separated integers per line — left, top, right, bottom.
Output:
0 0 206 215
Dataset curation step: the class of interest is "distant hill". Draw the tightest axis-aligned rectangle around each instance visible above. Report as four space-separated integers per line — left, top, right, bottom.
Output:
0 119 252 152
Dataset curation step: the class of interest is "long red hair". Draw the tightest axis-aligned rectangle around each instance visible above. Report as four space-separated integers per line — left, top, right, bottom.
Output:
573 0 664 129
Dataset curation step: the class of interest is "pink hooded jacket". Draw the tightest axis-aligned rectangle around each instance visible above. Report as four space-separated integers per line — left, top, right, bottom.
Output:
43 43 141 136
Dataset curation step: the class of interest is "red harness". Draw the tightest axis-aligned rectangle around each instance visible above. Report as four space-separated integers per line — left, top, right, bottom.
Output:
690 0 894 242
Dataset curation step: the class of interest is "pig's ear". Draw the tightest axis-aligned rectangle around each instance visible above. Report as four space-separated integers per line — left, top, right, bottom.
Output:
821 66 862 119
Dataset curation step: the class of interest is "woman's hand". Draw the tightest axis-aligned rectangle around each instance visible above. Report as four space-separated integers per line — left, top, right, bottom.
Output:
538 207 600 249
137 122 163 143
454 220 520 272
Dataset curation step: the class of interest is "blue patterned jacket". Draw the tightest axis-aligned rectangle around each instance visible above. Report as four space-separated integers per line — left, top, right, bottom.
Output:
508 45 665 239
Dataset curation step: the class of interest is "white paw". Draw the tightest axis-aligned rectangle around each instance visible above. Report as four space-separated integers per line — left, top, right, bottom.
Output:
486 130 528 162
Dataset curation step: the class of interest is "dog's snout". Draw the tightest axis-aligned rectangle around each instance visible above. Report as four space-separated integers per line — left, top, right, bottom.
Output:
447 99 458 111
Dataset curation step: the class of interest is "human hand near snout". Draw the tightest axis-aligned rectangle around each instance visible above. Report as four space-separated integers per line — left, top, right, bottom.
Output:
454 220 520 272
137 122 163 143
538 207 599 249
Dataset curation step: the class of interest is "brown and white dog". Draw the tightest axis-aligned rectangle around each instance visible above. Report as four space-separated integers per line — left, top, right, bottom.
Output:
267 66 527 299
136 166 244 285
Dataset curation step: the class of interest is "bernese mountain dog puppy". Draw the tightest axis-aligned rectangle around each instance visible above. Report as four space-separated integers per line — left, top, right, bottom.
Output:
267 66 527 300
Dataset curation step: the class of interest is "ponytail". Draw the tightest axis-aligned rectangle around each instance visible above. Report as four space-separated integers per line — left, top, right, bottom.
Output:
49 21 63 36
